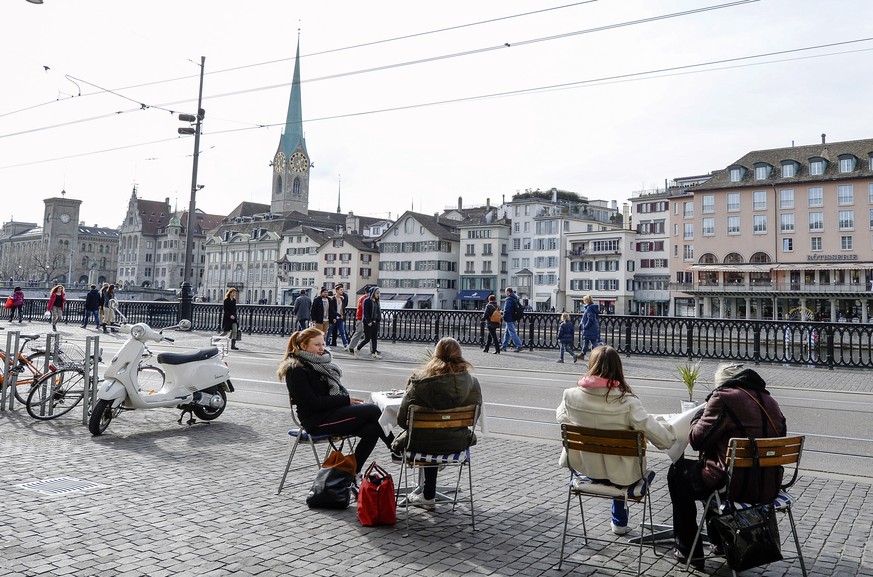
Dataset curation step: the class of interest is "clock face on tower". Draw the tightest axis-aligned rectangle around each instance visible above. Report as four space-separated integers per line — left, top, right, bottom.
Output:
59 213 71 224
289 151 308 173
274 152 286 173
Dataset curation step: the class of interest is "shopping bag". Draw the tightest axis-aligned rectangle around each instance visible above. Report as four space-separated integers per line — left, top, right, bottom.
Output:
707 503 782 571
305 450 357 509
357 462 396 526
4 297 12 309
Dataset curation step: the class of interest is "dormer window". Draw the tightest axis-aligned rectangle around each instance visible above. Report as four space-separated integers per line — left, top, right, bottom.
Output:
809 158 826 176
754 163 772 181
781 161 797 178
838 155 857 173
729 167 744 182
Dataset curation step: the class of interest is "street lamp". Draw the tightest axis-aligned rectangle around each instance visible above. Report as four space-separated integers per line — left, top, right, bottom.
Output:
178 56 205 321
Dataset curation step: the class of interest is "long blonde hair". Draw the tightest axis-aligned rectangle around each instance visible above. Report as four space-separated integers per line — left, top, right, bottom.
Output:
586 345 635 401
224 288 238 300
415 337 471 380
276 327 324 379
52 284 65 294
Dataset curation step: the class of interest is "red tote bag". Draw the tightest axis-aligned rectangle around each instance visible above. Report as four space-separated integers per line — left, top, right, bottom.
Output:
357 462 396 526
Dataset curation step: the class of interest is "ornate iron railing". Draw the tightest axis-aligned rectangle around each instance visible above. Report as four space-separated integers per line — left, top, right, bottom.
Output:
16 298 873 369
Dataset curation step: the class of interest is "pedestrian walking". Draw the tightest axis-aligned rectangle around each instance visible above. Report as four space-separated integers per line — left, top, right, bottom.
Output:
8 286 24 323
499 287 524 352
482 294 501 354
310 287 335 336
82 284 101 328
574 295 601 363
556 312 575 363
47 284 65 332
222 288 241 350
329 284 350 350
292 289 312 331
354 286 382 359
99 283 117 333
347 292 368 355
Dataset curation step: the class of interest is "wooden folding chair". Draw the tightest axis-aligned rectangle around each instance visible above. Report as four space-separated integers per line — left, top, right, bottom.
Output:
687 435 807 576
277 393 355 494
557 424 658 577
395 404 479 536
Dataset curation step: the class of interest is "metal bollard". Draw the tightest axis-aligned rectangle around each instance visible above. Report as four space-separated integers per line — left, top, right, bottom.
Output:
82 335 101 425
1 330 22 410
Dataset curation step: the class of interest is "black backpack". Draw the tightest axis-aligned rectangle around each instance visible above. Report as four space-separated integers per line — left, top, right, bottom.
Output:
512 299 524 322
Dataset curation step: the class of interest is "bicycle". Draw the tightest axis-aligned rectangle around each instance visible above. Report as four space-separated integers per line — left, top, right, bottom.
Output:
24 341 90 421
0 333 53 405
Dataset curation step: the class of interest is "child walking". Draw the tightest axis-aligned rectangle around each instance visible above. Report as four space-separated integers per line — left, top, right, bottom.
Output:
556 312 575 363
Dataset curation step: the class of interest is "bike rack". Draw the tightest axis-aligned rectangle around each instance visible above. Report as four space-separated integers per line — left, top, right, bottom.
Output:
81 335 100 426
1 330 23 411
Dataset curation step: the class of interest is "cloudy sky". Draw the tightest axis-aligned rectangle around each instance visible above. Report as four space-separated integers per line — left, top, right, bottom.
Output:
3 0 872 228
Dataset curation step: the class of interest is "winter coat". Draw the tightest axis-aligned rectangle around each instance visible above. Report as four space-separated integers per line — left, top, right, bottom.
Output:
483 302 501 329
84 289 101 312
557 375 676 486
47 291 65 311
11 289 24 307
332 292 349 321
688 369 786 502
393 371 482 453
502 293 519 319
581 304 600 341
354 294 366 321
309 295 336 325
292 294 312 322
557 320 575 345
363 288 380 326
284 359 350 431
222 296 238 332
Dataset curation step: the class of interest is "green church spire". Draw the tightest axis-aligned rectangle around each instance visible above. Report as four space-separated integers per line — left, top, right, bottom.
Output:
280 37 306 158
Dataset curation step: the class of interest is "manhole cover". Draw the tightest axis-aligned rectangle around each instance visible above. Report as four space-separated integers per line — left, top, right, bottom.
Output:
18 477 106 496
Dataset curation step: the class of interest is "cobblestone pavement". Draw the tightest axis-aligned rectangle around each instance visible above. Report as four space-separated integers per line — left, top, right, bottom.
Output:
1 322 872 576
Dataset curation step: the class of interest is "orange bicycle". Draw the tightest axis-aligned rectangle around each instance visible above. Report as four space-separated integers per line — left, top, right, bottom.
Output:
0 333 54 405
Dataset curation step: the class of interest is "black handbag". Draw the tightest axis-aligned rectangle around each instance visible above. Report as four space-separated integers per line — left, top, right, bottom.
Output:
305 450 356 509
707 503 783 571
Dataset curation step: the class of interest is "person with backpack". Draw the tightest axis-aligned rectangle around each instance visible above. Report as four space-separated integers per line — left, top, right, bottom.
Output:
499 287 524 352
482 294 501 354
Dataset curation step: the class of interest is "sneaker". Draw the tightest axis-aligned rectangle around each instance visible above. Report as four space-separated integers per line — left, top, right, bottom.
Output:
349 347 357 356
557 359 564 363
407 491 435 511
371 352 382 360
515 348 523 352
610 522 629 535
351 472 363 499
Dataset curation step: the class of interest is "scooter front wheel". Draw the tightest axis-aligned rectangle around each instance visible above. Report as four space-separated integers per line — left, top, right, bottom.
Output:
192 388 227 421
89 398 118 435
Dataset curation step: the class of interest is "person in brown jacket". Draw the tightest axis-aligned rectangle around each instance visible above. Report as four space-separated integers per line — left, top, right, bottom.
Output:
667 363 786 569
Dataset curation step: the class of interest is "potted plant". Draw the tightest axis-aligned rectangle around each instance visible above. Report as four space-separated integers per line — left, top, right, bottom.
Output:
676 359 702 412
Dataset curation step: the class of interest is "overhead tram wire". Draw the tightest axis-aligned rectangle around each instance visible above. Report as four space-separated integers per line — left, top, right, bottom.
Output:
3 36 871 171
1 0 753 124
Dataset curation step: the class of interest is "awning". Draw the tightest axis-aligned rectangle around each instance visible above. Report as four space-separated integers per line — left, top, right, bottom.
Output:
456 290 492 300
379 300 408 310
690 264 772 272
771 262 873 270
535 296 552 304
413 294 433 302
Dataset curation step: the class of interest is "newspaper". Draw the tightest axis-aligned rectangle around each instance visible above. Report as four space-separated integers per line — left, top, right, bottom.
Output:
655 405 702 463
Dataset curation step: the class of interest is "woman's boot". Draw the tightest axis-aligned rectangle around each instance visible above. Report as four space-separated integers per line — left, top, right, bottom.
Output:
231 339 239 350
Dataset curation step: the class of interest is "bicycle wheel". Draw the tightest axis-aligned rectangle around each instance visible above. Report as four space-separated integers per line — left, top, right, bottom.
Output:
26 368 86 420
13 351 50 405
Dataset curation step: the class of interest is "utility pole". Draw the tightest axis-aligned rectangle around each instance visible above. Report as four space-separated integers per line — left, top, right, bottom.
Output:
178 56 205 321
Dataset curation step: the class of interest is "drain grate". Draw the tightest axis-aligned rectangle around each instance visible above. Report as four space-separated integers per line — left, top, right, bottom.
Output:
18 477 106 496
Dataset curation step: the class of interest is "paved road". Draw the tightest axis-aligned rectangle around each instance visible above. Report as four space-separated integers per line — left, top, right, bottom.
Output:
2 323 872 576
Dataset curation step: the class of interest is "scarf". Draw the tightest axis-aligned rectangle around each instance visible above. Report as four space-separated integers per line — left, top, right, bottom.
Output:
296 350 348 396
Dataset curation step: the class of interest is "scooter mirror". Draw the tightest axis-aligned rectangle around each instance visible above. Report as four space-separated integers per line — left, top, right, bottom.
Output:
177 319 192 331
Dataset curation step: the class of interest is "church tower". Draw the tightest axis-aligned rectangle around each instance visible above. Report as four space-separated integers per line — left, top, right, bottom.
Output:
271 38 310 215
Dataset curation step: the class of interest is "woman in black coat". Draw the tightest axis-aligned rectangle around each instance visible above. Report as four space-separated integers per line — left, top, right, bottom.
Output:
482 294 501 354
222 288 240 350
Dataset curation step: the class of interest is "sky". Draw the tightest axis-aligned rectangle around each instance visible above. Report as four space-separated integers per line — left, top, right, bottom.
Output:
3 0 873 229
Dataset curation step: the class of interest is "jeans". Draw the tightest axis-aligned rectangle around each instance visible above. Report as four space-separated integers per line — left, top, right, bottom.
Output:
483 326 500 352
296 318 310 331
581 337 599 354
500 320 523 350
612 499 628 526
83 309 99 327
330 318 349 347
9 305 23 322
558 342 573 361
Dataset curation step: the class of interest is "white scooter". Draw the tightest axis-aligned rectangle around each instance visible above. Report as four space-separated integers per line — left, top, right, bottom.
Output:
88 319 234 436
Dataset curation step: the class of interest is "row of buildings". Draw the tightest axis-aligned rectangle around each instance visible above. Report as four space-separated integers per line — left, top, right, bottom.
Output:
3 40 872 321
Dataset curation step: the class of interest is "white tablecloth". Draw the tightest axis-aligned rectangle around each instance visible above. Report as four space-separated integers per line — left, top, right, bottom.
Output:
370 390 488 436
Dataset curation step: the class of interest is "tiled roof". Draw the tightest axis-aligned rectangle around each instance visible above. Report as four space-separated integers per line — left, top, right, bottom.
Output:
137 199 171 235
391 211 460 241
697 137 873 191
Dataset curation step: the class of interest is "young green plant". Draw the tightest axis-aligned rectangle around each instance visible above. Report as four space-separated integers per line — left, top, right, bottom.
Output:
676 359 702 402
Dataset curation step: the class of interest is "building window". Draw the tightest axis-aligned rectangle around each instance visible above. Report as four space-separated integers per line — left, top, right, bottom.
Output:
810 237 822 251
755 165 769 180
839 157 855 173
727 193 740 212
841 236 853 250
780 213 795 233
683 223 694 239
753 215 767 233
729 167 742 182
869 208 873 229
727 216 740 235
838 184 854 205
779 189 794 209
753 190 767 210
808 187 823 207
702 217 715 235
701 195 715 213
782 238 793 252
781 162 796 178
810 160 824 175
683 201 694 218
683 244 694 260
838 210 855 230
808 212 824 232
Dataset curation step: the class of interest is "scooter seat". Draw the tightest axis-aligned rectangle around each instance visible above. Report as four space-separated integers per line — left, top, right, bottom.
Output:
156 347 220 366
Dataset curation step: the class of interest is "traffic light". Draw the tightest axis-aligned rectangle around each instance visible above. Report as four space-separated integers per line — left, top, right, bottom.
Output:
177 109 205 135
